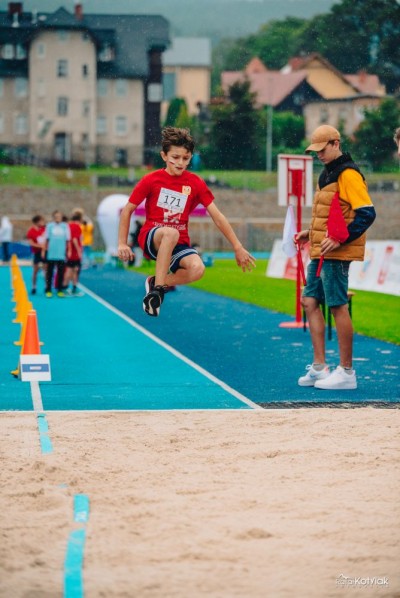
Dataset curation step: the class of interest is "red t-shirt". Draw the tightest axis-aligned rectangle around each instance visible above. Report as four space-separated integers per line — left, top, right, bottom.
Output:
68 222 83 261
128 169 214 249
26 225 46 254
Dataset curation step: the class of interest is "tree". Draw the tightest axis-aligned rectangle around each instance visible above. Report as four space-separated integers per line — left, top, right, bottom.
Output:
352 98 400 168
207 80 262 170
271 112 305 148
163 98 189 127
296 0 400 93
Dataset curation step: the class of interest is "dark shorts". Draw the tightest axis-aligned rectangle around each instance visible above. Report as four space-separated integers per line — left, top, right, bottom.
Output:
66 259 82 268
145 227 199 273
33 252 45 265
303 259 351 307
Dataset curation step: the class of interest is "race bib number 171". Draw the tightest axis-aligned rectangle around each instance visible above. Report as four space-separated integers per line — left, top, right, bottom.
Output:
157 188 188 214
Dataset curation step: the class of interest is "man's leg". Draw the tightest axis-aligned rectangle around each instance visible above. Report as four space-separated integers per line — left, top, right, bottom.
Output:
301 296 326 364
330 304 353 368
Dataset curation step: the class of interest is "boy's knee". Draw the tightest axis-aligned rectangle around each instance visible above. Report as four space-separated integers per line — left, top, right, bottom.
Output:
191 260 205 281
161 227 180 244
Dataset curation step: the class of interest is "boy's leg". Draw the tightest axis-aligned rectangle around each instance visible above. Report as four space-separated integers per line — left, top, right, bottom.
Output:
301 296 326 364
330 305 353 368
57 261 66 292
152 227 180 286
45 261 54 293
165 254 205 286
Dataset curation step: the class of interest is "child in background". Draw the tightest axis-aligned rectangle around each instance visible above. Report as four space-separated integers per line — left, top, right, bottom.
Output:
63 211 84 296
42 210 70 298
26 214 47 294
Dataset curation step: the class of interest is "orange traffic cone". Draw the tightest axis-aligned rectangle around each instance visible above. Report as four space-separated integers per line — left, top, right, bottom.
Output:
11 310 42 377
14 301 33 343
22 310 42 355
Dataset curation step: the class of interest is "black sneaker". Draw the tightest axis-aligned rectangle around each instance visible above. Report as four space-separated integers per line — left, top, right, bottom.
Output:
145 276 155 294
143 285 165 317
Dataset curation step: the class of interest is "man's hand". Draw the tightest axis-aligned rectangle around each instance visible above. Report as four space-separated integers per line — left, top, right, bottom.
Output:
320 237 340 256
118 243 134 262
234 245 256 272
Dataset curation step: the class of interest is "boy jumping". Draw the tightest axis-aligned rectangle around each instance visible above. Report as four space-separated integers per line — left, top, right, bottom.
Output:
118 127 255 316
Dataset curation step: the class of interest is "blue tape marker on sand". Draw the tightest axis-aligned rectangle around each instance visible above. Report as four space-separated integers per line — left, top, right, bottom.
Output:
64 495 90 598
36 413 53 454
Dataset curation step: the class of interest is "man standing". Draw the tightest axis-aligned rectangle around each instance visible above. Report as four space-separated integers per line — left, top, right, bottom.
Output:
296 125 376 390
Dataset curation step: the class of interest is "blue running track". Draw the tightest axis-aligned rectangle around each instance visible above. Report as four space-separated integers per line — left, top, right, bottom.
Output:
1 265 399 410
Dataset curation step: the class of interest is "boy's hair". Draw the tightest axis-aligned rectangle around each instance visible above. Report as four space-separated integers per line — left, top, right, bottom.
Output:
394 127 400 144
32 214 44 224
71 212 82 222
161 127 195 154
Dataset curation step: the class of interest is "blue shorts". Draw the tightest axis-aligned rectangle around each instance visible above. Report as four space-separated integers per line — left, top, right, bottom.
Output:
145 227 199 273
303 259 351 307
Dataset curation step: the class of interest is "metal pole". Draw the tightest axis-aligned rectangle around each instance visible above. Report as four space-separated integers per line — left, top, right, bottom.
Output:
266 104 273 173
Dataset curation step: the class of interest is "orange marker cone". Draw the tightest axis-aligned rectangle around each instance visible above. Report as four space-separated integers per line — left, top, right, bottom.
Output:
11 310 42 377
22 310 42 355
14 301 33 345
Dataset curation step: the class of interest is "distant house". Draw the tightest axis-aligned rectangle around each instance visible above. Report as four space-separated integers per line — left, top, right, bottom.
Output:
283 54 387 136
221 53 387 135
221 57 321 115
0 2 170 166
162 37 211 118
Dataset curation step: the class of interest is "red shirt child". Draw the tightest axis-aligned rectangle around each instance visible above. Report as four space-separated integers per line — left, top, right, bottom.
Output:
128 168 214 256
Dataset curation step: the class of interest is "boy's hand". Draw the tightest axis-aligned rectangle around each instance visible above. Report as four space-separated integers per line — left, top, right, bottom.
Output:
118 243 134 262
235 246 256 272
294 229 309 248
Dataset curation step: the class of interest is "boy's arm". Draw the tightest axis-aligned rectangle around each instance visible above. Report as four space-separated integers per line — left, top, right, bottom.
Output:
207 203 256 271
118 202 137 261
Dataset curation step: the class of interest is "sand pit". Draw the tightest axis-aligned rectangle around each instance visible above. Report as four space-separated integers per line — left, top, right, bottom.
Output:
1 408 399 597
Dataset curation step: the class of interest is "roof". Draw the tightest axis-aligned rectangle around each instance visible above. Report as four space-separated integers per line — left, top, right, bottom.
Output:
281 53 359 99
221 70 309 107
0 6 170 79
162 37 211 68
344 73 386 96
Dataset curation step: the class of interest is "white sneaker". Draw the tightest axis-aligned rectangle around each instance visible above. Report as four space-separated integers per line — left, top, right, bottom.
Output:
315 366 357 390
298 364 330 387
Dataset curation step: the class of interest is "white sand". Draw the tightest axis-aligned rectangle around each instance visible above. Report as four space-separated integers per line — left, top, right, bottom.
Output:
1 408 399 597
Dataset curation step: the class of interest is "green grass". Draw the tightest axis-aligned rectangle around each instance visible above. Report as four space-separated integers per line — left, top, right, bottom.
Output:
1 164 399 191
134 258 400 344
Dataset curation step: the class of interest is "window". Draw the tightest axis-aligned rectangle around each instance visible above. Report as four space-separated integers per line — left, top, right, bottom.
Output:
99 45 113 62
37 78 45 98
0 79 3 98
15 114 28 135
115 116 127 136
82 64 89 78
319 107 329 124
57 59 68 78
0 113 4 134
115 79 127 97
57 30 69 42
15 78 28 98
148 83 162 103
97 79 108 97
2 44 14 59
37 43 46 58
82 100 90 117
96 115 107 135
16 44 27 60
163 73 176 102
57 97 69 117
